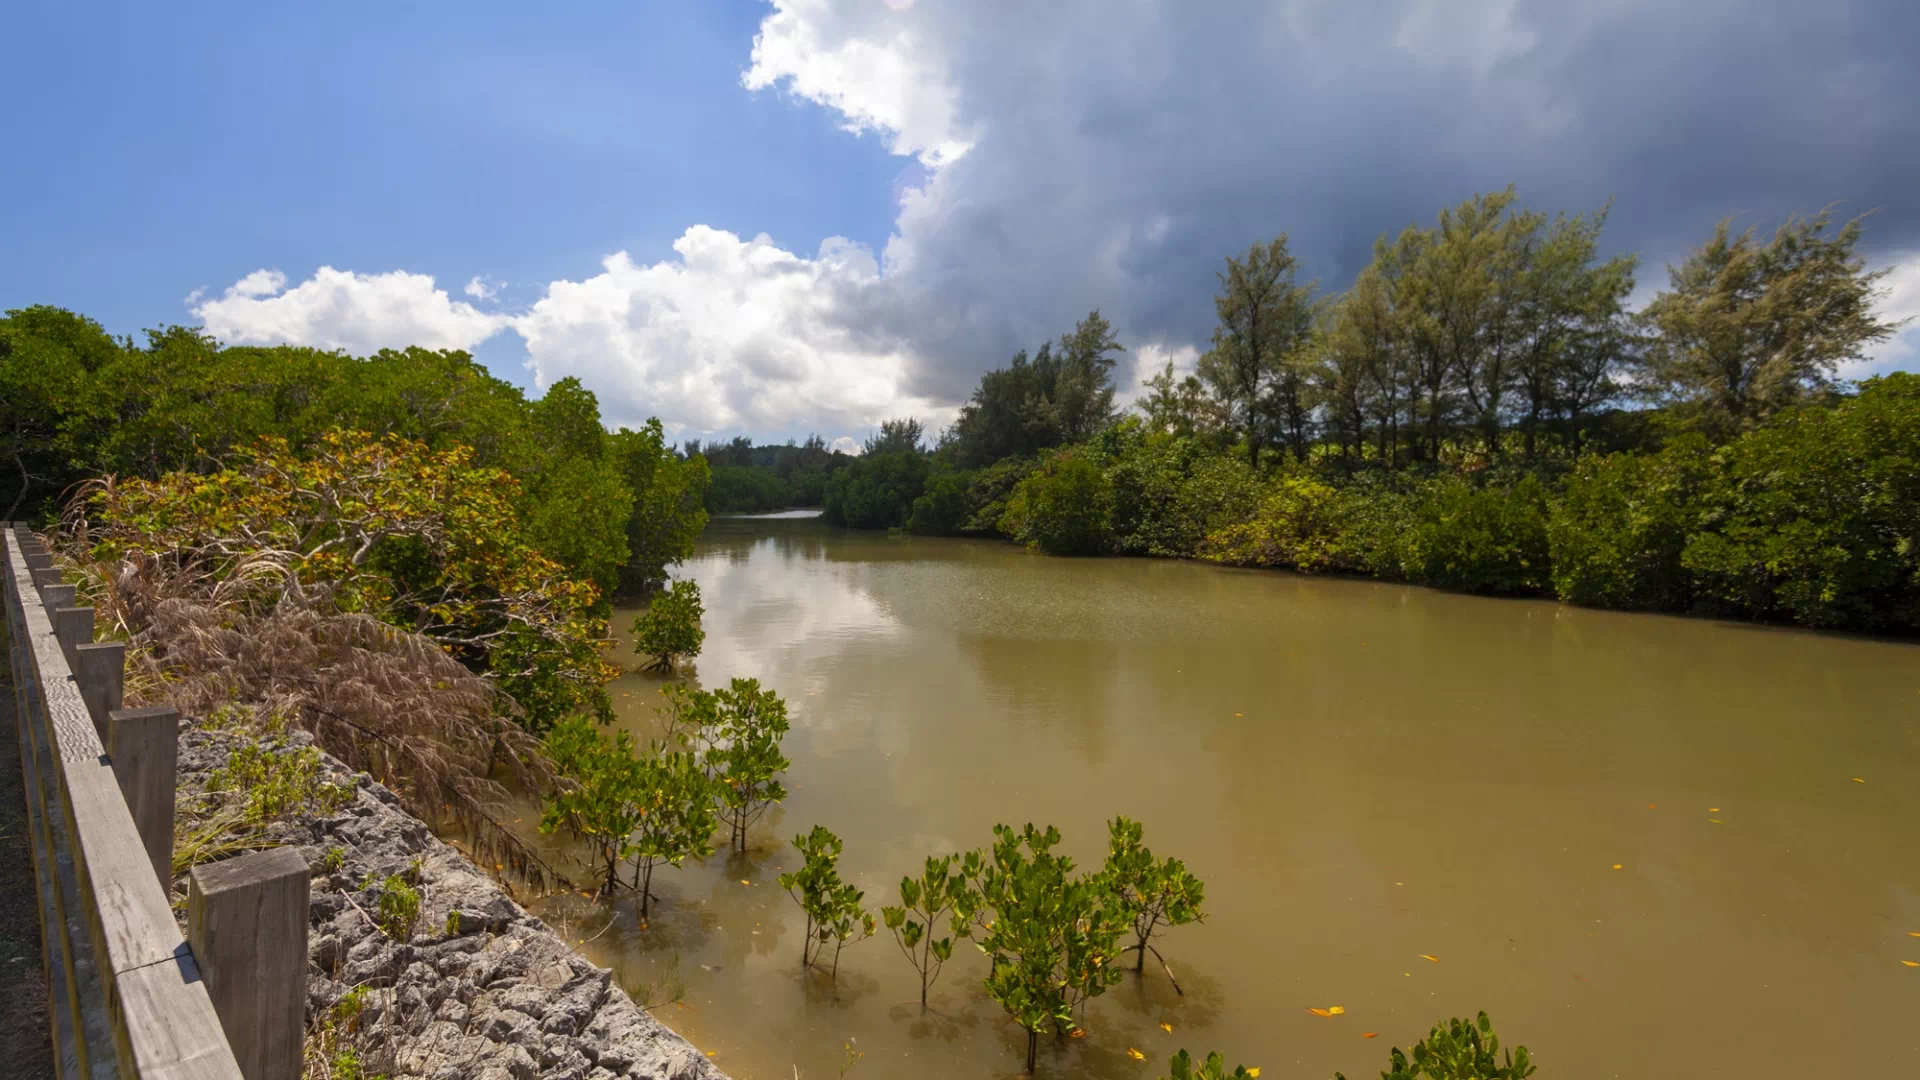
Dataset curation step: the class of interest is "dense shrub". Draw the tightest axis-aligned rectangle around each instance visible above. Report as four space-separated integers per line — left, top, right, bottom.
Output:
1198 475 1345 571
964 456 1038 534
1548 437 1711 610
823 451 930 529
706 464 790 514
1002 452 1114 555
1099 424 1261 558
632 578 705 670
1399 474 1552 594
907 470 975 535
1681 373 1920 630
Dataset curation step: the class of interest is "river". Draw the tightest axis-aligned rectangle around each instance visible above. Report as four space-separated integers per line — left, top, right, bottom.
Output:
525 512 1920 1079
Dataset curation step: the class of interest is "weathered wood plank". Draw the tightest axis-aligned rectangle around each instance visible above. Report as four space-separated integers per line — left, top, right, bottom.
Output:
112 955 246 1080
188 848 310 1080
109 707 178 891
73 642 125 740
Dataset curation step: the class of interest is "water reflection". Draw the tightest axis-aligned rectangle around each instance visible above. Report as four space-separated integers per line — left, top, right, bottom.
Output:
530 516 1920 1080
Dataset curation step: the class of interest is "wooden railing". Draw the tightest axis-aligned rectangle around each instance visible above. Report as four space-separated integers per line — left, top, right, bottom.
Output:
4 524 308 1080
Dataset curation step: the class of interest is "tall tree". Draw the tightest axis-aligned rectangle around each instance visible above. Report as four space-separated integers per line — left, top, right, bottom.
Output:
864 416 926 455
1510 204 1638 457
1198 236 1318 466
1643 208 1901 434
1051 310 1125 440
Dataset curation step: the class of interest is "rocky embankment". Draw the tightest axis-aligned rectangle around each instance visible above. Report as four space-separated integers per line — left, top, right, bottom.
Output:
174 726 727 1080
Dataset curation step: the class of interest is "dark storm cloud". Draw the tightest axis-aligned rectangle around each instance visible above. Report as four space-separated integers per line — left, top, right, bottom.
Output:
835 0 1920 402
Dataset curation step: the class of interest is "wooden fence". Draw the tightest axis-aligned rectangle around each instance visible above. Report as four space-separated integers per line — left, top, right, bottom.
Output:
4 524 309 1080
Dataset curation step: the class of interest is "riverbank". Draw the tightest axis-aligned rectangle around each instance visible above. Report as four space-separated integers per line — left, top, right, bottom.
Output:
171 722 728 1080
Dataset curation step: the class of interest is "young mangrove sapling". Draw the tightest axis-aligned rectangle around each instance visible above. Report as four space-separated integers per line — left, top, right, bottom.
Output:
880 854 977 1008
777 825 876 981
1102 815 1205 994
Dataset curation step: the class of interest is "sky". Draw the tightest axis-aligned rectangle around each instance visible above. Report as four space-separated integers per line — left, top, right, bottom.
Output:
4 0 1918 446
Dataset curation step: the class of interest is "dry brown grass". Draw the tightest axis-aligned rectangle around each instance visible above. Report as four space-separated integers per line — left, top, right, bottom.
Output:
50 518 572 894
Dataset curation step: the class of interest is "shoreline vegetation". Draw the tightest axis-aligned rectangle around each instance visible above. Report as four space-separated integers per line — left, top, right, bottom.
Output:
0 184 1908 1076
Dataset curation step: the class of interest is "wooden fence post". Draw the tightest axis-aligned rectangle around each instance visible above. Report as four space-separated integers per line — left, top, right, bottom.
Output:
52 605 94 664
187 847 310 1080
107 706 178 890
74 642 126 741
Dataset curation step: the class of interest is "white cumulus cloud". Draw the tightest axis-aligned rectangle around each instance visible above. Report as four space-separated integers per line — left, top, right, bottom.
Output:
742 0 973 166
193 266 509 354
513 225 949 435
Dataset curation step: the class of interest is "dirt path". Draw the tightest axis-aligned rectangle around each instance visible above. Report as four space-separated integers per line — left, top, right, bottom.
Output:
0 634 54 1079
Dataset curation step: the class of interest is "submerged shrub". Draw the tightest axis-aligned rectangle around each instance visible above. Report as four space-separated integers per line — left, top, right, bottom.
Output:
1681 372 1920 629
1400 474 1552 594
1548 437 1712 610
632 578 704 670
1002 451 1114 555
823 450 930 529
1199 476 1345 571
907 470 974 536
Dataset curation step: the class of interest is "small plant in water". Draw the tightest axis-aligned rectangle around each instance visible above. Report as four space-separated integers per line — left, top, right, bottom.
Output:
1162 1049 1259 1080
632 578 705 670
1102 815 1204 993
880 854 976 1008
778 825 875 981
1334 1012 1533 1080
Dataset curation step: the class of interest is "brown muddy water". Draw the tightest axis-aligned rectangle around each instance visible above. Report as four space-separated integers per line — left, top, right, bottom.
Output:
519 512 1920 1079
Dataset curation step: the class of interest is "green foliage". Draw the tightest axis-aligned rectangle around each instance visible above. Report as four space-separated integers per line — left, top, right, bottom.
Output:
881 854 976 1006
968 824 1125 1074
540 716 651 892
777 825 876 980
90 429 619 731
1680 373 1920 629
669 678 791 852
1199 475 1346 571
1334 1012 1534 1080
1102 817 1204 982
906 470 975 536
375 874 422 940
823 450 930 529
865 417 928 456
540 714 718 908
612 419 710 594
1163 1050 1259 1080
706 464 791 514
632 579 705 671
206 741 352 823
1549 437 1712 609
942 312 1123 468
1644 209 1899 434
1398 474 1552 594
1001 452 1113 556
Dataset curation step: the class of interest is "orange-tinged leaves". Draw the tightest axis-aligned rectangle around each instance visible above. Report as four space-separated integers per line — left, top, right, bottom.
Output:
1308 1008 1333 1017
1852 777 1865 783
1903 960 1919 968
1160 1022 1173 1033
1419 954 1439 963
1069 1029 1088 1039
1362 1032 1379 1039
1127 1047 1146 1061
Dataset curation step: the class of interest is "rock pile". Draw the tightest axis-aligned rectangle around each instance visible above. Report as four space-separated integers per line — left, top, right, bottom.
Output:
175 726 728 1080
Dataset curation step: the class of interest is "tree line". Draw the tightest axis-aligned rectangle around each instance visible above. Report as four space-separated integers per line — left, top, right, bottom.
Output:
818 192 1917 633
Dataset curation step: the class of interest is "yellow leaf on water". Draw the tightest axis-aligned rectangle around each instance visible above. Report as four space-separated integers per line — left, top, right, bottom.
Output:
1328 1006 1346 1015
1308 1008 1333 1017
1160 1022 1173 1033
1362 1032 1379 1039
1852 777 1865 783
740 880 751 885
1069 1029 1088 1039
1612 864 1623 870
1127 1047 1146 1061
1904 961 1919 968
1709 807 1719 812
1710 819 1724 824
1419 954 1439 963
1248 1070 1261 1078
1909 932 1920 937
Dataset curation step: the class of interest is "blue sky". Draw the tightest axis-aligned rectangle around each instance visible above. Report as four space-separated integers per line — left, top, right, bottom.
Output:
5 1 1917 443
